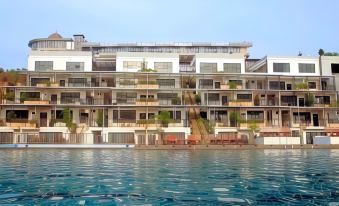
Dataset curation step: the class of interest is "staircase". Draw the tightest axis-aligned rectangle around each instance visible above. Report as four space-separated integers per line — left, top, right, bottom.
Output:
186 92 209 141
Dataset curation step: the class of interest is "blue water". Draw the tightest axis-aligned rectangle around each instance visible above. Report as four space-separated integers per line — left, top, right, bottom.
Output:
0 149 338 205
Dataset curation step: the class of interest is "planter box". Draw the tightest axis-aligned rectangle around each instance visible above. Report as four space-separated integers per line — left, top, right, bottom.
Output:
228 101 253 106
240 122 264 128
50 83 59 87
137 84 159 89
24 100 49 105
36 83 47 87
136 100 159 106
6 122 36 128
221 84 242 89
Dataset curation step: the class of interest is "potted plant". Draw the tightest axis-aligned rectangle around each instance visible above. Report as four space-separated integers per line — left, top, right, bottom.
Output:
195 94 201 105
20 92 28 103
228 81 238 89
172 97 181 105
156 111 171 127
4 91 15 102
6 111 16 123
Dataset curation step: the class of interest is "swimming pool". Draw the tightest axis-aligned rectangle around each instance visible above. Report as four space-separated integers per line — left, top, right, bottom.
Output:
0 149 338 205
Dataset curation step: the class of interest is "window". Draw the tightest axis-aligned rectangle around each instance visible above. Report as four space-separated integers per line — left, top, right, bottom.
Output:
31 78 50 86
331 64 339 73
66 62 84 71
199 79 213 89
139 113 146 119
61 93 80 104
228 80 242 85
154 62 172 73
68 78 87 87
269 81 285 90
299 63 315 73
157 93 178 99
223 63 241 73
123 61 143 70
308 82 316 89
200 63 217 73
273 63 290 72
247 111 264 120
20 92 40 101
237 94 252 101
157 79 175 88
119 78 136 86
117 92 137 104
120 110 136 120
35 61 53 71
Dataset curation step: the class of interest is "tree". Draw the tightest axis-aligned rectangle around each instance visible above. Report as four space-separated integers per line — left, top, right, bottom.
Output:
156 111 171 127
318 49 324 56
62 108 77 133
96 109 103 127
0 68 4 73
248 122 260 144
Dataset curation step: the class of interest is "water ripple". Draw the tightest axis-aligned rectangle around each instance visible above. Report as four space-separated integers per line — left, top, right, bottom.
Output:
0 149 338 205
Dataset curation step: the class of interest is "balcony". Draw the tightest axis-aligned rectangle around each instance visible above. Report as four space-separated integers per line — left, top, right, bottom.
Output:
228 100 253 107
220 84 242 90
180 65 196 73
239 120 265 128
137 81 159 89
135 99 160 106
4 119 37 129
23 98 49 105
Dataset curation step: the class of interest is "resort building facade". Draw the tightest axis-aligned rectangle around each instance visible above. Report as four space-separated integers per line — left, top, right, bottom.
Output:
1 32 339 146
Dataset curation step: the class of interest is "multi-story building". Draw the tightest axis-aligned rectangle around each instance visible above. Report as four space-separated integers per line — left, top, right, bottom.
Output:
0 32 339 146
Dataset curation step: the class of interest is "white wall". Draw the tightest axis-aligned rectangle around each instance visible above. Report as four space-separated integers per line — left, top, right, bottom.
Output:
195 56 245 73
28 51 92 71
266 56 320 76
255 137 301 145
116 52 180 73
314 136 339 144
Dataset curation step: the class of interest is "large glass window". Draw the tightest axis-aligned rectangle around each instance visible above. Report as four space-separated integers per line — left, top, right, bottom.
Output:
157 79 175 88
68 78 87 87
247 111 264 120
273 63 290 72
199 79 213 89
31 78 50 86
299 63 315 73
123 61 143 70
237 94 252 101
66 62 84 71
35 61 53 71
154 62 172 73
223 63 241 73
200 63 217 73
116 92 137 104
61 93 80 104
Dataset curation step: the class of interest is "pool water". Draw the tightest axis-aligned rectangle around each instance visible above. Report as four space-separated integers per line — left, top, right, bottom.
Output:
0 149 338 205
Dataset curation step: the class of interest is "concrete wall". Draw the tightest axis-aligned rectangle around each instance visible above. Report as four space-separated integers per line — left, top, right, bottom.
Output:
266 56 320 76
255 137 301 145
28 51 92 71
314 136 339 144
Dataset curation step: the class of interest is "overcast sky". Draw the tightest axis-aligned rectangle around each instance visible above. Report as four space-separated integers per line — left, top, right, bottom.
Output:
0 0 338 68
